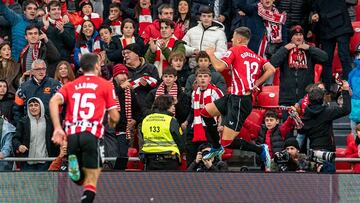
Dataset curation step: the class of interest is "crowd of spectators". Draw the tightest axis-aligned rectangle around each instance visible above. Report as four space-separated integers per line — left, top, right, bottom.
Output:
0 0 358 172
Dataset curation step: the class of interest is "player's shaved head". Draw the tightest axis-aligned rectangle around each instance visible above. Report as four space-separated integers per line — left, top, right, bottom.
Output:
80 53 98 72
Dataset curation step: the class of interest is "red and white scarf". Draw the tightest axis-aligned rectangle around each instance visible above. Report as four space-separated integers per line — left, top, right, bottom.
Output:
155 82 178 101
47 15 63 26
79 35 101 54
300 94 309 117
138 8 152 35
76 13 102 34
258 2 286 44
192 84 223 142
20 42 41 72
130 76 157 89
154 35 177 76
124 88 132 139
111 20 122 36
120 35 136 48
288 47 307 69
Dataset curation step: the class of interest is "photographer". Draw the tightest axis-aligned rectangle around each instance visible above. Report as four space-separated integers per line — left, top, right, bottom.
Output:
271 138 317 172
299 80 351 173
187 143 228 172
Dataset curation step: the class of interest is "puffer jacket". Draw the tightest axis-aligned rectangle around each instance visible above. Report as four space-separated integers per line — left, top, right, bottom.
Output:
349 59 360 122
182 21 228 68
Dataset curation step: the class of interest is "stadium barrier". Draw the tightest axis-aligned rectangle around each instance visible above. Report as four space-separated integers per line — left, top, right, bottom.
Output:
1 172 360 202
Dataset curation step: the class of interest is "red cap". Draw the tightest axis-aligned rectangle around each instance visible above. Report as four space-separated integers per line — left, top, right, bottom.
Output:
113 64 128 77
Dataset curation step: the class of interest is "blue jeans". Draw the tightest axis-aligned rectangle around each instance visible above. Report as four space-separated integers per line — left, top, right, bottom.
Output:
321 34 352 91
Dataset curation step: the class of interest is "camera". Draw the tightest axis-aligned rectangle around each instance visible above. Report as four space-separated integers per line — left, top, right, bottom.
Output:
202 150 210 158
273 150 290 171
308 149 335 163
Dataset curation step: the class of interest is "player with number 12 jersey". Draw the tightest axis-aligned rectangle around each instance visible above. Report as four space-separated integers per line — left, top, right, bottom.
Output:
220 45 269 96
57 74 118 138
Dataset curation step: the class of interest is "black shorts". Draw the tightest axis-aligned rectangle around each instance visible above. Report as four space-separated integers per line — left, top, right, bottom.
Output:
67 132 104 169
214 94 252 132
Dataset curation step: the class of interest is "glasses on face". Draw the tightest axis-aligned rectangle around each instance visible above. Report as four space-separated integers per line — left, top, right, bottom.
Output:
32 67 46 72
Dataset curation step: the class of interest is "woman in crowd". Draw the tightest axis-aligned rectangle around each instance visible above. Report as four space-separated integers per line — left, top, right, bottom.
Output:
174 0 196 34
74 20 102 70
0 41 21 96
54 61 75 85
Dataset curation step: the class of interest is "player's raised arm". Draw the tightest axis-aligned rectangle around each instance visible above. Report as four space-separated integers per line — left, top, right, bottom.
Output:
205 47 227 72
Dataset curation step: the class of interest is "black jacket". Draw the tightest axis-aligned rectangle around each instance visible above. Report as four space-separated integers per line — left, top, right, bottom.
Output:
45 22 75 62
275 0 313 30
145 84 191 124
126 58 160 114
113 81 142 133
270 45 328 105
256 125 284 154
312 0 354 40
103 35 145 65
299 90 351 152
12 115 59 157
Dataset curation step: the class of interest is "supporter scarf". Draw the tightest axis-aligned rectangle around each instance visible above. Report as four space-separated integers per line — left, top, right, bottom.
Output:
79 35 101 54
257 2 286 43
20 42 41 71
124 88 132 139
120 35 136 48
76 13 102 34
192 84 223 142
155 82 178 102
138 8 152 35
154 35 177 76
130 76 157 89
47 15 63 26
288 47 308 69
111 20 122 36
300 94 309 116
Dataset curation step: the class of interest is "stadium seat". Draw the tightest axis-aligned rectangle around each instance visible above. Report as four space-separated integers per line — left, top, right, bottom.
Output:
335 148 352 173
350 21 360 54
314 64 322 83
257 86 279 108
126 147 144 171
272 68 280 86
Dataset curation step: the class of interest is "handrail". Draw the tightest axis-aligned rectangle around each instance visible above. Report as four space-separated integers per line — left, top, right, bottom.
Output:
0 157 140 162
0 157 359 162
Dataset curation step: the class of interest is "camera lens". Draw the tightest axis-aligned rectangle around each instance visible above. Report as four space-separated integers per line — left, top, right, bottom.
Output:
202 150 210 157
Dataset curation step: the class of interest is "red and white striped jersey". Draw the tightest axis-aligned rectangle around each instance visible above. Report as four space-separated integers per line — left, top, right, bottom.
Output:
221 45 268 96
57 74 118 138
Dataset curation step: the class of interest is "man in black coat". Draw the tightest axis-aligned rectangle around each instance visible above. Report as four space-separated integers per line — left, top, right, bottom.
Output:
299 81 351 172
311 0 354 91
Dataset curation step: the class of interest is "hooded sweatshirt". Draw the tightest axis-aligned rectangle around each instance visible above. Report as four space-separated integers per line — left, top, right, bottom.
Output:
26 97 48 164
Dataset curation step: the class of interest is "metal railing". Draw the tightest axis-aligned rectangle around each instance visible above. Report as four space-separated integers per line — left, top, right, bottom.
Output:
0 157 140 162
0 157 359 162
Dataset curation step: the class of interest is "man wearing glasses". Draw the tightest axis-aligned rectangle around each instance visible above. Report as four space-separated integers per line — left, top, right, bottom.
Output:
14 59 61 126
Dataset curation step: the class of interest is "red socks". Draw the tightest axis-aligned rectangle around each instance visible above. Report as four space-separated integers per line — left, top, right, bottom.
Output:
221 139 233 148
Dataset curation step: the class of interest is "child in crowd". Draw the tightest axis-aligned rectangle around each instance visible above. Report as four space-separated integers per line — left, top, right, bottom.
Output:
185 51 226 96
168 51 191 89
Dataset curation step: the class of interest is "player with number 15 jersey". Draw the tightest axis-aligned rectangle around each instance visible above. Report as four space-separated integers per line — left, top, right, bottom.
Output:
57 75 118 138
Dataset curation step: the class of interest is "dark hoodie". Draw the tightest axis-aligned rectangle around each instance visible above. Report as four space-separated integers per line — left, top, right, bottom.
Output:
0 80 15 124
299 90 351 151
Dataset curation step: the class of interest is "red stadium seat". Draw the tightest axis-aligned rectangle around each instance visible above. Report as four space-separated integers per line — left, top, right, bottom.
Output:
314 64 322 83
335 148 352 173
257 86 279 108
126 147 144 171
272 68 280 86
350 21 360 54
221 148 234 160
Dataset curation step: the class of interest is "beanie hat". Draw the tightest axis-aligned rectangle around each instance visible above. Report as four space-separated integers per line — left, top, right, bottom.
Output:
284 137 300 150
124 43 142 57
289 25 304 39
113 64 128 77
79 0 93 11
